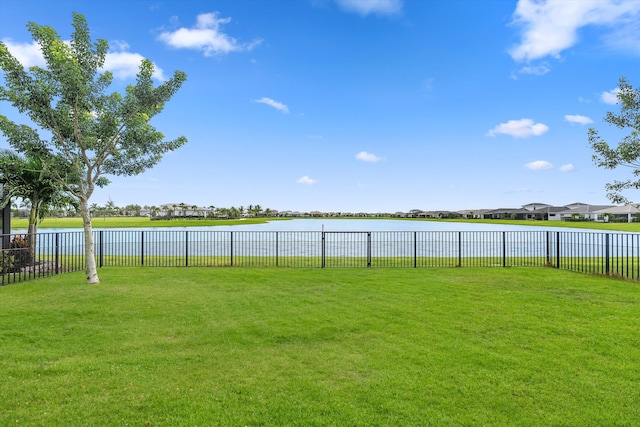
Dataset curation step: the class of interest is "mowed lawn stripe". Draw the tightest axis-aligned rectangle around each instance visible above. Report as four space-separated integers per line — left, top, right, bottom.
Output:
1 267 639 426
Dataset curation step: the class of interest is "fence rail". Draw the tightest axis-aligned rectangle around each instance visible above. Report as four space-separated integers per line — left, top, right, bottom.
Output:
2 229 640 285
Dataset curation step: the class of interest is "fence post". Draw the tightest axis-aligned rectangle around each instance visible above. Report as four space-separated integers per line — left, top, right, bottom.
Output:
367 232 372 267
185 231 189 267
141 231 145 266
605 233 610 275
502 231 506 267
321 231 325 268
99 230 103 268
55 233 59 275
230 231 234 266
458 232 462 267
413 231 417 268
545 231 550 266
276 231 279 267
556 231 561 269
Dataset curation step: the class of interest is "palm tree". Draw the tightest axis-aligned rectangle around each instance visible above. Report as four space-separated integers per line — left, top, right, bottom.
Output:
105 199 117 218
0 149 75 255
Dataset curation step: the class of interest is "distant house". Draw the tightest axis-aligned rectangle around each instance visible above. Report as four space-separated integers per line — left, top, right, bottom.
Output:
593 204 640 223
484 208 530 220
533 205 568 221
457 209 491 219
551 203 615 222
522 202 552 212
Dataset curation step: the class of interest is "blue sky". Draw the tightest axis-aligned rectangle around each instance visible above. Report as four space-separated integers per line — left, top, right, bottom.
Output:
1 0 639 213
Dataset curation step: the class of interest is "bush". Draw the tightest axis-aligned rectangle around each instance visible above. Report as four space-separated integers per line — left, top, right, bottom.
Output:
1 235 31 273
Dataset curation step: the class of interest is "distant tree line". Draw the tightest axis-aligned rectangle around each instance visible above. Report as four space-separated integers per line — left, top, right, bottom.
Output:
10 201 274 220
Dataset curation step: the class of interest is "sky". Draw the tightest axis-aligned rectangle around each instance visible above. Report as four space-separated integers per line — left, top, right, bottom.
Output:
1 0 640 213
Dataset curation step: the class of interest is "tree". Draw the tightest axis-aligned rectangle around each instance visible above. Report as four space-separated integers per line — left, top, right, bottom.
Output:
124 204 141 216
105 199 117 217
590 77 640 205
0 149 75 254
0 13 187 283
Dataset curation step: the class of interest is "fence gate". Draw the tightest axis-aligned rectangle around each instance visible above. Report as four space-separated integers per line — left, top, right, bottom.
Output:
322 231 371 268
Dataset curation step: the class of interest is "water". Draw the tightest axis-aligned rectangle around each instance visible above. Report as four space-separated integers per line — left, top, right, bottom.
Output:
14 219 633 262
22 218 607 234
7 219 640 278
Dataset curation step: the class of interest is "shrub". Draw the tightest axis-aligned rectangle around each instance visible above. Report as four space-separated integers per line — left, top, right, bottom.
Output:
1 235 31 273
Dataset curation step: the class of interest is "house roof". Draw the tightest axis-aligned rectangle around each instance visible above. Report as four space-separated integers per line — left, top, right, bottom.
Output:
533 206 568 213
559 204 615 214
485 208 530 214
522 202 553 208
593 205 640 214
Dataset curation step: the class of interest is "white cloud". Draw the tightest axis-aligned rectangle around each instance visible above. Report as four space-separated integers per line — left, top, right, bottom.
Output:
104 51 166 81
510 0 640 62
158 12 262 56
516 63 551 76
1 39 45 67
486 118 549 138
601 12 640 54
564 114 594 125
560 163 575 172
2 38 166 81
526 160 552 170
335 0 402 16
254 97 290 113
601 88 620 104
355 151 383 162
297 176 318 185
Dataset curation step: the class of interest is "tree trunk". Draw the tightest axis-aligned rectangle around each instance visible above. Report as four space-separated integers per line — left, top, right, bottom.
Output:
27 205 38 263
81 198 100 284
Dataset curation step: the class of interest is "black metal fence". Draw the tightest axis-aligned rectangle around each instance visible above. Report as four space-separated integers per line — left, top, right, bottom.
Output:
2 229 640 285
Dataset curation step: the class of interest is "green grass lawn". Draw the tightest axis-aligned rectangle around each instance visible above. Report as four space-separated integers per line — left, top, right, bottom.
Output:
11 216 289 229
1 267 639 426
432 218 640 232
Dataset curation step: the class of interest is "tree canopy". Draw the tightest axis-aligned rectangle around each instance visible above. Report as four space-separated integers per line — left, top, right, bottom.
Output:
0 12 187 283
0 148 75 236
589 77 640 205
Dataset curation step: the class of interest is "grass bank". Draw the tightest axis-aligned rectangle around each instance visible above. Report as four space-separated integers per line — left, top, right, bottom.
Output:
429 218 640 232
1 267 638 425
11 216 288 229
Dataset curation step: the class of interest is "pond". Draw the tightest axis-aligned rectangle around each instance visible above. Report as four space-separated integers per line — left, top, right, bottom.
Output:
9 218 640 273
23 218 603 234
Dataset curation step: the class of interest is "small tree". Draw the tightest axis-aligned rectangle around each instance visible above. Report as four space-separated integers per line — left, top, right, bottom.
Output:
589 77 640 204
0 149 75 255
0 13 187 283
